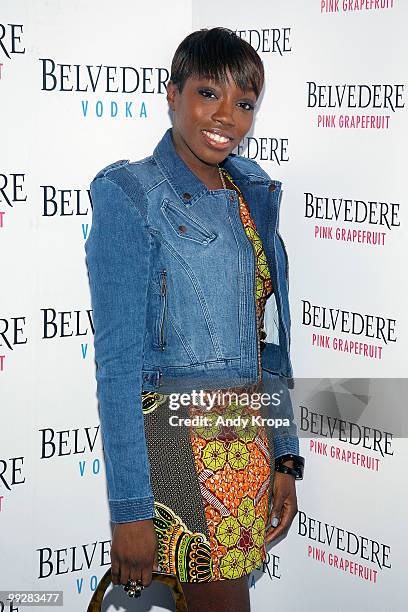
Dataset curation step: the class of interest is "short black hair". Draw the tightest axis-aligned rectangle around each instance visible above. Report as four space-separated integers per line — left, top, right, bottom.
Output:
169 27 264 98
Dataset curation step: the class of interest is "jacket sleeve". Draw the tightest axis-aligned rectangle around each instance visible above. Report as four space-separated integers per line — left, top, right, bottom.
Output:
273 433 300 458
85 173 155 524
272 216 299 457
262 370 300 457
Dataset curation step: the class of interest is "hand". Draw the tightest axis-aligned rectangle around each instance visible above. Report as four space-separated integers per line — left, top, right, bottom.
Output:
110 519 159 588
265 464 298 544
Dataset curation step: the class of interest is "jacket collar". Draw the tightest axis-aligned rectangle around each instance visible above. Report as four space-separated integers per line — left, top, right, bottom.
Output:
153 127 269 204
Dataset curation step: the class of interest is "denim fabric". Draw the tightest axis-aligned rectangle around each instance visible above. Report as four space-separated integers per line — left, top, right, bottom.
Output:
261 368 299 458
85 127 298 523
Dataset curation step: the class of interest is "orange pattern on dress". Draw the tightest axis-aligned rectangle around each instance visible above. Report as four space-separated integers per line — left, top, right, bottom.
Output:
189 398 271 580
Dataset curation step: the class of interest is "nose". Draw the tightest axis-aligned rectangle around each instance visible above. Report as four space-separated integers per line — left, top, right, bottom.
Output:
211 98 235 127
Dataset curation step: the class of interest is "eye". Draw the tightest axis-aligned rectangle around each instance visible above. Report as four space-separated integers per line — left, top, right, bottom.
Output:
198 88 217 99
238 101 256 111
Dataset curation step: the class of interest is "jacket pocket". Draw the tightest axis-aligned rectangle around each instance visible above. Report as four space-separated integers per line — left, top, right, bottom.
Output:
154 269 167 350
161 199 216 245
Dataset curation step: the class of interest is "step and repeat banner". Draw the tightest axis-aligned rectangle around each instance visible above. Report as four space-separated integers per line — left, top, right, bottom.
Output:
1 1 407 610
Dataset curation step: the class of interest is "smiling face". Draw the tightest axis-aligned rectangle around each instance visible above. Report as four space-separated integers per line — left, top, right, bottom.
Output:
166 71 258 176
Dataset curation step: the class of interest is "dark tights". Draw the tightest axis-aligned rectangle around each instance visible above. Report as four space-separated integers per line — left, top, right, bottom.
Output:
180 575 250 612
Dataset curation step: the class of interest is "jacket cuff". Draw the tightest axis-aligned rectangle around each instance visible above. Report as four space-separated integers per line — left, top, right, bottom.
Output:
109 496 155 524
273 435 300 459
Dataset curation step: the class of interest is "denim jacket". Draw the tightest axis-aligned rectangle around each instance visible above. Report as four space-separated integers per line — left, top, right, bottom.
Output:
85 127 299 524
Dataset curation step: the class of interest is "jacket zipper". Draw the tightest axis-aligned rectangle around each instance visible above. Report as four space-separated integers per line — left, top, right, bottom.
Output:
159 270 167 350
230 186 262 387
248 240 262 387
225 178 262 386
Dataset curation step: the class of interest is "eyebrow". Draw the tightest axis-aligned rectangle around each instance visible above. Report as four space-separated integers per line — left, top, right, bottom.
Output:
195 78 257 96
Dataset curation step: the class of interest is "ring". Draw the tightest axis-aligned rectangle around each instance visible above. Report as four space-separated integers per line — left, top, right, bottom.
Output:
124 578 144 598
271 516 280 528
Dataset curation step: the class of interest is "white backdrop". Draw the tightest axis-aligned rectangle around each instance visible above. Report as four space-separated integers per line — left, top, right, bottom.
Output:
1 1 407 610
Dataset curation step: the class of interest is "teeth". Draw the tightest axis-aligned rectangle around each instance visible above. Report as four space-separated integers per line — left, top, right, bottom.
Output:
203 130 229 143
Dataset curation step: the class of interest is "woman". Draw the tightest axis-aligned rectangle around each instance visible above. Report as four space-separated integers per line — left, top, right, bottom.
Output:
85 27 304 612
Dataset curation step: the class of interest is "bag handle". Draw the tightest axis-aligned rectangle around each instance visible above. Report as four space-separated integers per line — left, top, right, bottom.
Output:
87 567 188 612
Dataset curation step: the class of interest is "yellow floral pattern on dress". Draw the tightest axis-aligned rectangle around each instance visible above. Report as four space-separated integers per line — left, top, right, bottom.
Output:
189 394 270 579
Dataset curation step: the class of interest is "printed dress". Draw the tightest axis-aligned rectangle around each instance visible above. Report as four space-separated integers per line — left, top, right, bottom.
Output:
141 168 275 582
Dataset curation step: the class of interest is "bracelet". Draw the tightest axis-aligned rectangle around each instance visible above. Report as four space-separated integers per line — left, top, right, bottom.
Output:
274 464 300 479
275 453 304 480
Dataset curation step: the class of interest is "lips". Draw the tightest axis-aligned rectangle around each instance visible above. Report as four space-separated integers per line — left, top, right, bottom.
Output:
201 129 234 150
201 129 233 143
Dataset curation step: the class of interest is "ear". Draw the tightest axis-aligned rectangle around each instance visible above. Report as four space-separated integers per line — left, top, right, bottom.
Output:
166 80 177 112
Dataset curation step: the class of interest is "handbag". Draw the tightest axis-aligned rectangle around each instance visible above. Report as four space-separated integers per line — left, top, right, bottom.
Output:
87 566 188 612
